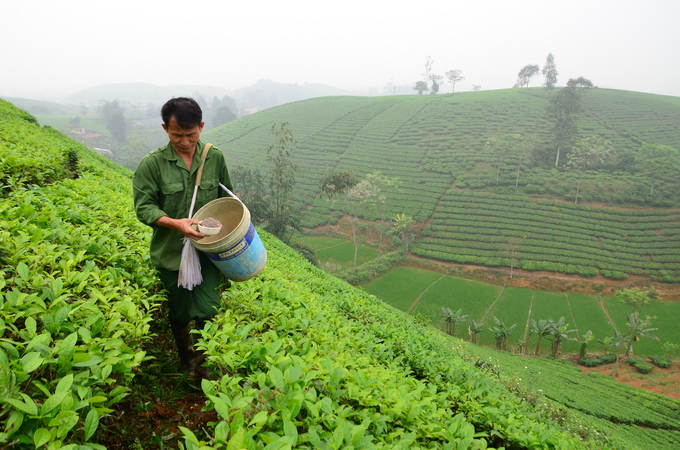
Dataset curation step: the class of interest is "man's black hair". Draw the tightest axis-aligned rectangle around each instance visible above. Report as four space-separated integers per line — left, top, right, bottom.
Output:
161 97 203 129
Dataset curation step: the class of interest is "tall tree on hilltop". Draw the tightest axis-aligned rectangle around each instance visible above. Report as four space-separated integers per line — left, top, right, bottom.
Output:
546 87 582 166
566 77 594 97
567 136 613 204
638 143 679 196
413 81 428 95
516 64 539 89
429 74 443 94
422 56 434 85
542 53 558 96
445 69 465 93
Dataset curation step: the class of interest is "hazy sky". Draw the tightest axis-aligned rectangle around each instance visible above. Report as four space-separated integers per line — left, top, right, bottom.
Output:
2 0 679 100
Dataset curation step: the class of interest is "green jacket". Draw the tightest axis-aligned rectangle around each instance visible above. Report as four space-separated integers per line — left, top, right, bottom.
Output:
132 140 233 270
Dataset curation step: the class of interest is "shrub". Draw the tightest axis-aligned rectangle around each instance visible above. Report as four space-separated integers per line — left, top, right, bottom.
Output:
598 353 617 364
634 362 654 374
649 356 672 368
627 358 643 366
579 358 601 367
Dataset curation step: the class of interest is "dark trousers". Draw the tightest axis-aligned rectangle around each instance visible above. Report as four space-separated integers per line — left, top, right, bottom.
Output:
157 252 222 329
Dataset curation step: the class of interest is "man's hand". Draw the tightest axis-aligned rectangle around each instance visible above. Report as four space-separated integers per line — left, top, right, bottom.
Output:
154 216 206 240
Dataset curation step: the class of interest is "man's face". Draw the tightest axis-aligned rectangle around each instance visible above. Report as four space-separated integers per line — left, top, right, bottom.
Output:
162 115 204 156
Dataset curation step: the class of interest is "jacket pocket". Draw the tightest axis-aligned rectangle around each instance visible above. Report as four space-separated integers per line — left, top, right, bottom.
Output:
160 181 185 218
196 177 219 209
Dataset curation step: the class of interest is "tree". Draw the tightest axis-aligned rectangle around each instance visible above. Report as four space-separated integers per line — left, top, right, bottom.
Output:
429 74 443 94
542 53 558 95
511 135 534 188
516 64 539 89
343 180 379 271
485 135 513 184
413 81 428 95
319 169 359 200
530 319 552 355
422 56 434 84
393 213 414 252
566 77 594 97
445 69 465 93
211 96 222 110
567 136 613 204
440 308 469 336
545 316 577 357
546 87 582 166
575 330 594 359
212 106 237 128
638 143 679 196
366 172 398 263
99 99 126 143
221 95 238 114
597 335 617 355
468 320 484 344
472 85 481 91
504 235 525 279
231 165 271 226
489 316 518 351
264 123 300 240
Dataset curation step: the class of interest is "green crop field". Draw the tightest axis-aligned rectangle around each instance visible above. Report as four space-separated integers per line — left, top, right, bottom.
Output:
362 263 679 356
297 235 379 270
362 267 441 312
204 88 680 282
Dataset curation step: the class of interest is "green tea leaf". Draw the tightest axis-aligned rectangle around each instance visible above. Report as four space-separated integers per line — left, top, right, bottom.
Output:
268 366 284 388
49 410 79 438
40 391 68 415
21 352 44 373
226 430 245 450
25 317 36 336
73 354 103 367
4 394 38 416
55 373 74 394
17 262 29 281
33 427 51 447
84 408 99 441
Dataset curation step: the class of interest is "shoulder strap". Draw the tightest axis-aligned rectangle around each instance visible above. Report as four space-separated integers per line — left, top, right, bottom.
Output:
194 143 213 187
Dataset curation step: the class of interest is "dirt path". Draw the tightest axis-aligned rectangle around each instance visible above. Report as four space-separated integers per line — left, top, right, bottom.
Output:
406 275 445 313
598 295 618 332
480 286 506 323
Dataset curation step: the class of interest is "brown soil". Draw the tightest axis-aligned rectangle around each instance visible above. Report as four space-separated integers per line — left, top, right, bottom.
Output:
576 357 680 400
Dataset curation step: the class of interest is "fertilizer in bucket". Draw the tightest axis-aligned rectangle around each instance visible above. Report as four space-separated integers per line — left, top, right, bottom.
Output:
191 198 267 282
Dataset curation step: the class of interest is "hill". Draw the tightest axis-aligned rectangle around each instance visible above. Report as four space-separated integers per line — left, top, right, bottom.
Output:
63 82 234 107
204 88 680 282
4 97 680 448
233 79 366 110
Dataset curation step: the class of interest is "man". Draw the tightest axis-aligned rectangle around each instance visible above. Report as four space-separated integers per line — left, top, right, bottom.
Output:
132 97 233 380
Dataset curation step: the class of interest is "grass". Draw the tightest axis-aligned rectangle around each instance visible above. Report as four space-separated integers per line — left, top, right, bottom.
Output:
362 266 441 312
415 276 500 326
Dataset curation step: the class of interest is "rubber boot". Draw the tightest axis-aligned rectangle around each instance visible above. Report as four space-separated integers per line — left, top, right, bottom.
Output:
171 322 197 377
193 320 211 381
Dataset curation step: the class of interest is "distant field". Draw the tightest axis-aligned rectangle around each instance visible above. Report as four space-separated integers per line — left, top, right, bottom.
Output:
363 265 679 356
362 267 441 312
34 114 111 137
296 235 378 270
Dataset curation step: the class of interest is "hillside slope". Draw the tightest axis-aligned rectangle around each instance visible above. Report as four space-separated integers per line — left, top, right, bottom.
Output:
204 89 680 282
2 97 665 449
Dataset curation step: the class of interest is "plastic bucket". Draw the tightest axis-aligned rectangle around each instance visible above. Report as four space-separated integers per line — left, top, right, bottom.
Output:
191 198 267 282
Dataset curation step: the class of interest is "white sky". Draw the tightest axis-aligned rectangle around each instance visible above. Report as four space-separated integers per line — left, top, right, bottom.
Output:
1 0 679 100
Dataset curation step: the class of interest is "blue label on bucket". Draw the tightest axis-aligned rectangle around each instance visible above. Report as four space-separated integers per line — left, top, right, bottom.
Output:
206 223 256 262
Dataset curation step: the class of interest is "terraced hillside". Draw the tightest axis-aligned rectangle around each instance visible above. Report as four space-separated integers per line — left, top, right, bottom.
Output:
0 96 642 450
205 89 680 281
